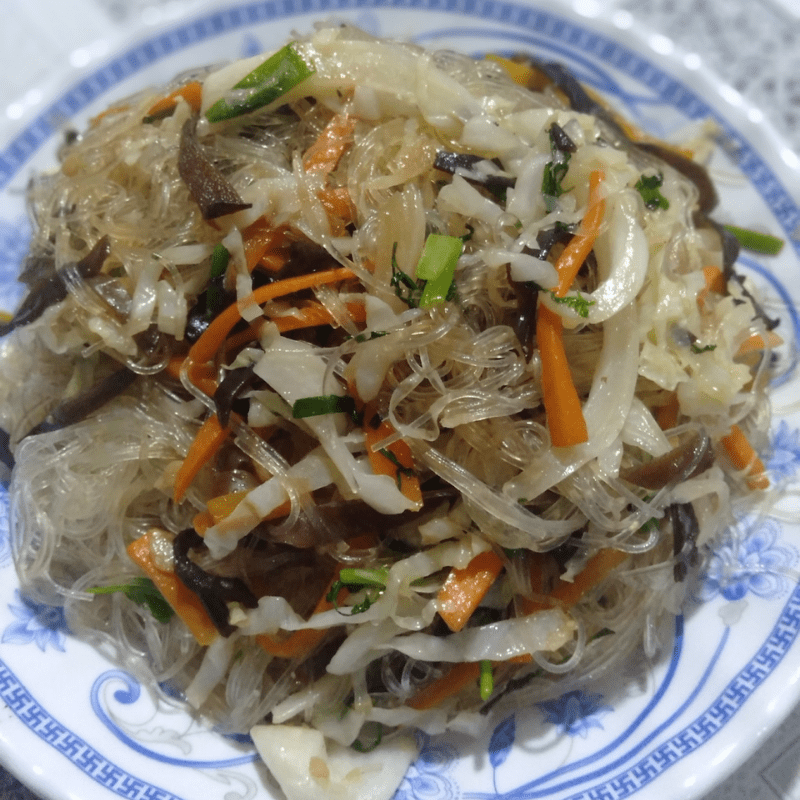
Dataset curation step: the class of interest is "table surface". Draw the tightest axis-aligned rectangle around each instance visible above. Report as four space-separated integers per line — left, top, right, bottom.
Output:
1 0 799 798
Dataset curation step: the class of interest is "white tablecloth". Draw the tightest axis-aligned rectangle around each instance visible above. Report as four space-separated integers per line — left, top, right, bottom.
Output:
1 1 799 798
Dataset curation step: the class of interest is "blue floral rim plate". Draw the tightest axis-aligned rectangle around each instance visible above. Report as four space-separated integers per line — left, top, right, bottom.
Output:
2 2 800 800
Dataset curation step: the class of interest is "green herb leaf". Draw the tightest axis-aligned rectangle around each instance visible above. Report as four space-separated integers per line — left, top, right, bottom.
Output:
210 243 231 279
479 659 494 701
690 342 717 354
377 447 417 490
88 578 174 624
292 394 356 419
635 173 670 210
206 44 316 123
723 224 784 256
542 126 573 212
548 291 595 318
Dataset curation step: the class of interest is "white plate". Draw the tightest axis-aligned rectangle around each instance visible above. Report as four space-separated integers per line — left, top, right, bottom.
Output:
2 2 800 799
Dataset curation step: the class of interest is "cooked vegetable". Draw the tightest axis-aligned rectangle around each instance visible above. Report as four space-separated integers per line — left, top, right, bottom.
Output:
0 27 779 800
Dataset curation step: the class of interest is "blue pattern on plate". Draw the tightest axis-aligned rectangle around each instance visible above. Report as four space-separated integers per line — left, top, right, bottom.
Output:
536 691 613 739
697 517 798 603
90 670 256 768
2 590 69 652
0 658 186 800
395 731 460 800
0 215 29 313
0 491 10 568
768 420 800 480
0 4 798 800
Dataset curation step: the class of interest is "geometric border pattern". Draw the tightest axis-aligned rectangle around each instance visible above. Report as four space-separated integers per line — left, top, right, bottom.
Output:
0 659 185 800
1 3 800 800
557 585 800 800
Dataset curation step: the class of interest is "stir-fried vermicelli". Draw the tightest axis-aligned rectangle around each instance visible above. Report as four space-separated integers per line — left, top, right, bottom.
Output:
0 24 779 789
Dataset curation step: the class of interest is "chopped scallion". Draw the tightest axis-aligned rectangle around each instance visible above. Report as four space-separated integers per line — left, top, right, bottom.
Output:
723 224 784 256
292 394 356 419
210 243 230 279
88 578 174 624
416 234 463 308
338 566 390 588
206 44 315 123
479 659 494 700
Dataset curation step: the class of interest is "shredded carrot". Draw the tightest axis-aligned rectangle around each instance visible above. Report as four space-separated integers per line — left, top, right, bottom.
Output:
721 424 769 490
363 409 423 506
186 267 356 368
145 81 203 118
127 534 217 646
302 114 357 174
553 169 606 296
437 550 505 632
256 577 346 659
317 186 356 235
407 661 482 710
736 330 783 357
537 303 588 447
655 392 680 430
192 510 215 536
697 265 726 308
174 414 232 503
242 218 290 273
519 548 629 615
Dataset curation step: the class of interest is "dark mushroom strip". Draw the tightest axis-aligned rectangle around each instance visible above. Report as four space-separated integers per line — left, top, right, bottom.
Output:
0 236 110 337
27 367 138 436
173 528 259 637
214 364 258 428
434 151 516 192
0 427 13 472
620 430 714 491
668 501 700 582
178 117 252 220
508 274 538 361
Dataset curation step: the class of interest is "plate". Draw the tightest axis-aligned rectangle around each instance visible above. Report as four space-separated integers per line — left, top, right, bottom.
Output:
2 2 800 799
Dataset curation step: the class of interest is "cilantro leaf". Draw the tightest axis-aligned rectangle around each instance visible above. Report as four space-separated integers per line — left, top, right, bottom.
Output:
88 578 174 624
635 173 670 210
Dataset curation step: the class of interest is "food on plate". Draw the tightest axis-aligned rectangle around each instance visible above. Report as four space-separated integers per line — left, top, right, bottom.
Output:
0 23 780 799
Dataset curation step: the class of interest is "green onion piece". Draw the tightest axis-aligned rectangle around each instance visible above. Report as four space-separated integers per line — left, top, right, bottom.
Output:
88 578 174 624
292 394 356 419
206 44 315 123
479 659 494 701
338 566 390 588
351 722 384 752
416 234 464 308
723 224 784 256
210 243 230 279
635 173 670 210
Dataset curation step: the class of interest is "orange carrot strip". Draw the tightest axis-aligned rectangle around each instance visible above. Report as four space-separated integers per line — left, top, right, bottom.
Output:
302 114 357 174
242 219 290 273
256 577 346 659
437 550 505 632
192 510 215 536
407 662 482 710
697 265 726 309
553 169 606 296
519 548 629 615
721 424 769 490
317 186 357 235
187 267 355 368
174 414 231 503
363 411 422 506
146 81 203 118
127 534 217 646
537 303 588 447
736 330 783 357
